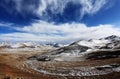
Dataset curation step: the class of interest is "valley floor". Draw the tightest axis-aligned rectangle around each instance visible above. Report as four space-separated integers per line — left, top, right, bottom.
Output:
0 48 120 79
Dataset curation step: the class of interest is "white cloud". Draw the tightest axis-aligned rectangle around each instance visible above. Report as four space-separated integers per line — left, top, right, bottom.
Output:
9 0 111 19
0 21 120 43
80 0 107 18
12 0 38 15
0 0 118 43
37 0 108 18
2 0 112 20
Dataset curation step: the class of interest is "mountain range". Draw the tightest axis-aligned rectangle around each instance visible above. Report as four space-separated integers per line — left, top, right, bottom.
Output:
28 35 120 61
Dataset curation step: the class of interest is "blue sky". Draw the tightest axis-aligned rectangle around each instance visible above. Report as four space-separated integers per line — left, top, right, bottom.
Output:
0 0 120 43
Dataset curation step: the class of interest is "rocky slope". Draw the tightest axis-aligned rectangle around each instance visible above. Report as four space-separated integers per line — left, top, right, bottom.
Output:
28 35 120 61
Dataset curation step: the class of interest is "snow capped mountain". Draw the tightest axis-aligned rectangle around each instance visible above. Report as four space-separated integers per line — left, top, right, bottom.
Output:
29 35 120 61
0 42 10 48
102 35 120 41
10 42 46 48
75 35 120 49
24 42 36 47
0 35 120 50
77 39 110 49
0 42 37 48
0 42 63 49
11 42 27 48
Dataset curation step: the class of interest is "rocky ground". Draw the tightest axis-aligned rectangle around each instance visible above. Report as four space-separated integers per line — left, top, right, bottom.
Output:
0 47 120 79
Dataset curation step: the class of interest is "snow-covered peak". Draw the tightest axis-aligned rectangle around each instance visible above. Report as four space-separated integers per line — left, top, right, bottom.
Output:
11 42 26 48
101 35 120 41
24 42 38 47
0 42 10 47
77 39 110 49
10 42 39 48
75 35 120 49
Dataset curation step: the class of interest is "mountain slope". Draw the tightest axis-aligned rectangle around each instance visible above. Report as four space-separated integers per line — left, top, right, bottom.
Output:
29 35 120 61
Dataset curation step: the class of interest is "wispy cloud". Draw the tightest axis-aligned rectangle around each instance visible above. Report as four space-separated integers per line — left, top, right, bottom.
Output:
80 0 107 18
2 0 39 16
13 0 23 12
7 0 110 20
0 21 120 43
0 22 14 27
37 0 109 19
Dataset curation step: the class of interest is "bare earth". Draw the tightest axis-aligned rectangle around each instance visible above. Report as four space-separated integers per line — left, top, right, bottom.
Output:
0 48 120 79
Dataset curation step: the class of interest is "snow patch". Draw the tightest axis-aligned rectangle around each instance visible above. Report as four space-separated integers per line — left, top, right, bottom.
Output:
78 39 110 48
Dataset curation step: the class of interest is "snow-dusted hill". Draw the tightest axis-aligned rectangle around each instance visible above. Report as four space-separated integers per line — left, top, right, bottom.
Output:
10 42 39 48
28 35 120 61
0 42 10 48
74 35 120 49
54 35 120 55
0 41 65 49
0 35 120 49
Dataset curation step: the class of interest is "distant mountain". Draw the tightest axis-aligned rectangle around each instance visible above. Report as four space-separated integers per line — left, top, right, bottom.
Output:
0 42 37 48
75 35 120 49
0 35 120 49
45 43 65 48
101 35 120 41
0 42 10 48
10 42 39 48
0 42 65 49
28 35 120 61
